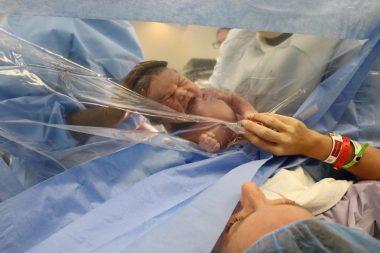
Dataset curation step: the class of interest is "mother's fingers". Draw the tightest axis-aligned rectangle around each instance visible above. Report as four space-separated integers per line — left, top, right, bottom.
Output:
241 120 282 143
243 131 277 153
261 113 296 124
248 113 289 131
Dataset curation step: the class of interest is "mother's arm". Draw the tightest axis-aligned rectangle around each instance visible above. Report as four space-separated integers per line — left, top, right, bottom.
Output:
241 113 380 180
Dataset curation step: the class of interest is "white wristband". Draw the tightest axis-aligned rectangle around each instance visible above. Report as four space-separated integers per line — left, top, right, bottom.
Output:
324 132 343 164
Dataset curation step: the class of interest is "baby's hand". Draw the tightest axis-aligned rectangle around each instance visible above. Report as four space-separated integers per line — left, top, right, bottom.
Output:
242 111 257 120
199 132 221 153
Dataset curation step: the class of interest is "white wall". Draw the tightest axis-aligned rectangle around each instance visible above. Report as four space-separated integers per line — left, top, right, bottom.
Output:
131 21 219 72
0 17 218 71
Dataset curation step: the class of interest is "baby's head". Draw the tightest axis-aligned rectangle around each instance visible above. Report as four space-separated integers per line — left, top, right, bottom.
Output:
122 61 202 113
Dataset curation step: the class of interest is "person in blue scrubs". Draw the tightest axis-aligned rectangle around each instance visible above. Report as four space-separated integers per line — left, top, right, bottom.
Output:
0 15 143 83
0 15 145 188
1 14 146 132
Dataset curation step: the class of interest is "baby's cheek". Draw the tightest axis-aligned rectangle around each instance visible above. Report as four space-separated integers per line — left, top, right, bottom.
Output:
190 103 205 115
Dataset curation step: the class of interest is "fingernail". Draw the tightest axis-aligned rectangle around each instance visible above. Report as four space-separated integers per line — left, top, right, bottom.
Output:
239 120 249 126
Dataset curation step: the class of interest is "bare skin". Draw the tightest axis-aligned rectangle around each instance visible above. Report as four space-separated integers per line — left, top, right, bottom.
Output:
216 29 230 45
67 107 128 141
146 68 256 152
213 113 380 252
67 67 256 150
212 182 314 253
67 107 154 141
241 113 380 180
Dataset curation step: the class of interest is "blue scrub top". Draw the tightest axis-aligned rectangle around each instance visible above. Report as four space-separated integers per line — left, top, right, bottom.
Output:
0 15 144 83
0 15 145 189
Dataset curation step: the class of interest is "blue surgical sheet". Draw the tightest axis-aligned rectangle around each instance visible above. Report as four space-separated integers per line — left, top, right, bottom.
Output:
0 0 379 39
0 15 144 82
0 10 379 253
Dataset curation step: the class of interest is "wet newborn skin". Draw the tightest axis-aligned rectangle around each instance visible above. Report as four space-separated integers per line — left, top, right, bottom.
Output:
146 68 256 152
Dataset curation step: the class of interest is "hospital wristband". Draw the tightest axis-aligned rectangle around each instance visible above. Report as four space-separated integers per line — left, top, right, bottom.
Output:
324 132 343 164
333 136 351 169
342 142 369 169
341 140 360 169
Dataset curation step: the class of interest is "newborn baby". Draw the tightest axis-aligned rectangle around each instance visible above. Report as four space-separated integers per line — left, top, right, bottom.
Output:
122 61 256 152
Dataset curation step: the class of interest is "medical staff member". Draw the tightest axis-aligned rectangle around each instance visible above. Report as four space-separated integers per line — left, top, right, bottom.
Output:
213 113 380 252
0 15 148 132
0 15 145 188
209 30 361 114
0 15 143 82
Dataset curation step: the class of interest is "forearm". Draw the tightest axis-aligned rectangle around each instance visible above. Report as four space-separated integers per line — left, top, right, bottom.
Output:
304 130 380 180
242 113 380 180
67 107 127 141
67 107 126 127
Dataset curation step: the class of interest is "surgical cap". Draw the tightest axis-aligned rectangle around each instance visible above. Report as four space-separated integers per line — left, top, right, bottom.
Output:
246 219 380 253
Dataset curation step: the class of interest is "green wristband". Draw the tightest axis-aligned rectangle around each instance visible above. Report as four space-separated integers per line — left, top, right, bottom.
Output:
342 143 369 169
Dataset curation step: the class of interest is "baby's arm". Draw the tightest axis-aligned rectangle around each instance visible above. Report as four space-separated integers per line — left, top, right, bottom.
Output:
202 88 256 119
178 123 236 152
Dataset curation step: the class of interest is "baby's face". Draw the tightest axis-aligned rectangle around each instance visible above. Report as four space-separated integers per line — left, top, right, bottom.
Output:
146 68 202 113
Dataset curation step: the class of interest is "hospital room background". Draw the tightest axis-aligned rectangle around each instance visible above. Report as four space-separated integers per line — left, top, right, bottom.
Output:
0 1 379 252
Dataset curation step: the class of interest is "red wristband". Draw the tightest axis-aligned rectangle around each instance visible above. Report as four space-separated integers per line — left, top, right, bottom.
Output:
324 133 343 164
333 136 351 169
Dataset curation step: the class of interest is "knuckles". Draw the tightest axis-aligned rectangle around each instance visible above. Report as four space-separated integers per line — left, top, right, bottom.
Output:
267 118 276 126
260 128 271 137
280 136 292 145
272 146 286 156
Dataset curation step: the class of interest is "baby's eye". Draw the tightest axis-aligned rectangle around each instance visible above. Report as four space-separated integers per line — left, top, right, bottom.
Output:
161 90 175 102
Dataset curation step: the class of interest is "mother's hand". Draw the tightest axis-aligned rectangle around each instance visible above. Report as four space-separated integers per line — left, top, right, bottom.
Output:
240 113 331 159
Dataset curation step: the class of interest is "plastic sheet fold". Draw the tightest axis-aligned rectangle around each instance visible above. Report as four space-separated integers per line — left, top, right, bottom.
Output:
0 14 378 253
0 26 365 190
